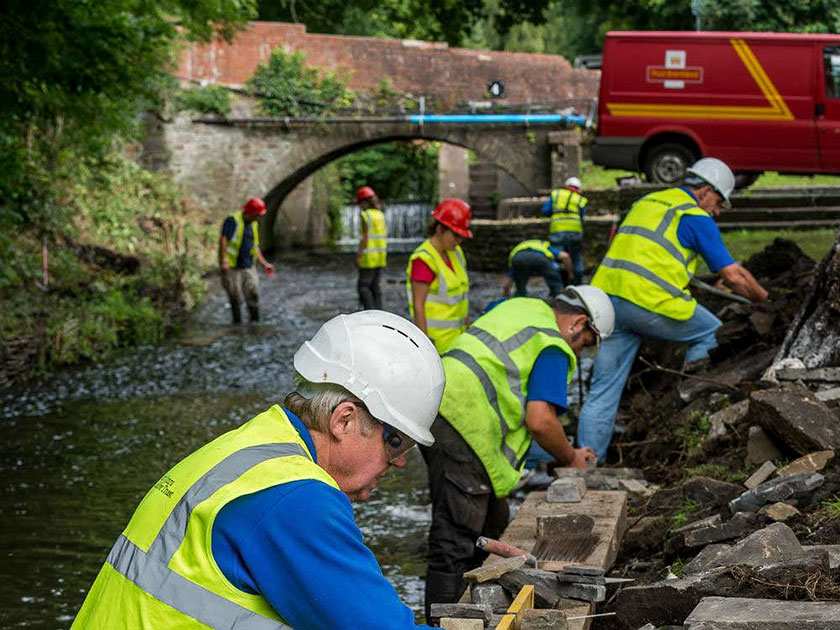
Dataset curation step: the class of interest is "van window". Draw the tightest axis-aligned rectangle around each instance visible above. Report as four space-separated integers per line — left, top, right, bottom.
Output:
824 47 840 98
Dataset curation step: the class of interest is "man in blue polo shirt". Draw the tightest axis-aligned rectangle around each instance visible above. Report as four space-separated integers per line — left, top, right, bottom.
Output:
578 158 769 462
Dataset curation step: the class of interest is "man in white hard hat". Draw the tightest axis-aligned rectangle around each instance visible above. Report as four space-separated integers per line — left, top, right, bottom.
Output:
421 287 614 616
542 176 589 284
578 157 768 463
72 311 445 630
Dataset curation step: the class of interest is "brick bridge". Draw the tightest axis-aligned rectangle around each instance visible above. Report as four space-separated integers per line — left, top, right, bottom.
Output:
144 21 598 247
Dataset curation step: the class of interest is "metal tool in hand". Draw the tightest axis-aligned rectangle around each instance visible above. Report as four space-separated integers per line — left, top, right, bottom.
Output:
689 277 753 304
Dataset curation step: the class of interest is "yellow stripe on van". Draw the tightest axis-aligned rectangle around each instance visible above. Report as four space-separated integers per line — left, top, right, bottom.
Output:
606 39 795 121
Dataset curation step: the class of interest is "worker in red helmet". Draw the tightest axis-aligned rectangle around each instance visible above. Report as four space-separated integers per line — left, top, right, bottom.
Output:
219 197 275 324
405 198 472 353
355 186 387 310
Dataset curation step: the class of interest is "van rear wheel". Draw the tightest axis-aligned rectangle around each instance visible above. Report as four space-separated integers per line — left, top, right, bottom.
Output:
644 143 696 185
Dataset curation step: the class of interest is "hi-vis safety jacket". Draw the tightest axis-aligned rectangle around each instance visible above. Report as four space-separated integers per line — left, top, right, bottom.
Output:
225 210 260 269
438 298 577 498
358 208 387 268
406 239 469 354
591 187 710 321
549 188 587 234
71 406 337 630
508 240 558 266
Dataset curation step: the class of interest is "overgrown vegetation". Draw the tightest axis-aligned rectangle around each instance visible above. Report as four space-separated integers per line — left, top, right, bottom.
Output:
175 85 233 116
669 498 700 531
247 49 355 117
335 143 440 203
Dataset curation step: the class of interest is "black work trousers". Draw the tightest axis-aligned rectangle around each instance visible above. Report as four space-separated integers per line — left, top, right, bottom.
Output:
510 250 565 297
357 267 382 310
420 415 509 620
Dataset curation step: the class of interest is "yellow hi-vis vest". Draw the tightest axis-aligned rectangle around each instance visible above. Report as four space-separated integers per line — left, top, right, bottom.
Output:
71 406 338 630
225 210 260 269
549 188 587 234
406 239 469 354
591 187 710 321
359 208 387 268
438 298 577 498
508 240 556 267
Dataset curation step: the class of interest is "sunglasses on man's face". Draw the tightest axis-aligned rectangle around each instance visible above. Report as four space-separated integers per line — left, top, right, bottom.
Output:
380 423 416 463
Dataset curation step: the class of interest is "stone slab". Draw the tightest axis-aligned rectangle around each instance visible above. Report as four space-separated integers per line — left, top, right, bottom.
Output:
553 467 643 479
750 386 840 455
701 522 804 568
464 556 528 583
684 596 840 629
744 461 777 489
440 618 484 630
745 425 784 466
684 476 744 508
498 569 562 608
681 512 754 549
673 514 722 535
471 583 511 612
547 478 586 503
759 502 800 522
554 583 606 602
430 603 492 622
521 608 568 630
708 399 750 438
776 450 834 476
729 472 824 512
555 572 605 585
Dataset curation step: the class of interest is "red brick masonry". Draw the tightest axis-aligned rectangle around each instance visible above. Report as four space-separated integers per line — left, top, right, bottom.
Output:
177 22 599 105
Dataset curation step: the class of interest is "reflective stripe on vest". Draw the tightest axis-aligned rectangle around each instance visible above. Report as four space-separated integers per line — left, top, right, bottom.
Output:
72 407 339 630
359 208 387 268
439 298 577 497
591 188 708 320
549 188 586 234
226 210 260 269
508 240 555 266
406 240 469 353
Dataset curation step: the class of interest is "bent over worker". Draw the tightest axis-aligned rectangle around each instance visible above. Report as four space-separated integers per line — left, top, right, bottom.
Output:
578 158 769 463
356 186 387 310
219 197 275 324
71 310 446 630
407 198 472 353
543 176 589 284
421 287 614 616
502 239 574 298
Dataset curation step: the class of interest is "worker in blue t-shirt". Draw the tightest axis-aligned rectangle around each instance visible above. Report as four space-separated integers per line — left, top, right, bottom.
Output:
502 239 574 298
71 311 446 630
578 158 769 462
219 197 275 324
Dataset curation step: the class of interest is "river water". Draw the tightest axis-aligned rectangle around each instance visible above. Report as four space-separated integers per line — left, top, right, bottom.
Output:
0 252 587 628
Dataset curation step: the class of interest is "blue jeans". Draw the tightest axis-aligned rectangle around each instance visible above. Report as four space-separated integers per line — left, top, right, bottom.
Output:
577 295 722 462
511 250 565 297
548 232 583 284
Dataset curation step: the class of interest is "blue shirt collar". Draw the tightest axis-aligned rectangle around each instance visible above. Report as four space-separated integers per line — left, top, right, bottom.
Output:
679 186 698 202
284 408 318 463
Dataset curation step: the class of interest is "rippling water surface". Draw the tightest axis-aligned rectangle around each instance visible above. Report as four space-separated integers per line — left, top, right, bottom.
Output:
1 253 527 628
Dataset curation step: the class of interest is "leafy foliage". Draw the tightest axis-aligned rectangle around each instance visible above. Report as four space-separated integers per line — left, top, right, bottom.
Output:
335 142 440 203
247 49 355 117
175 85 233 116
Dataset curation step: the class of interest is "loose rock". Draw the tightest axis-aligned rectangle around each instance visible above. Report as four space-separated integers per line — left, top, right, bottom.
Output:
498 568 561 608
463 556 527 583
554 582 605 602
684 596 840 629
776 450 834 476
702 522 803 568
683 476 744 508
759 501 800 522
728 472 824 513
430 603 492 623
547 478 585 503
745 425 784 466
750 386 840 455
470 584 511 612
743 461 777 490
521 609 568 630
708 399 750 438
439 618 484 630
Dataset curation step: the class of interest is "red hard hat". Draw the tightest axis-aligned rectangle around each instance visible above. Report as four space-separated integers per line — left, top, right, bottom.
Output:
243 197 266 216
432 198 473 238
356 186 377 203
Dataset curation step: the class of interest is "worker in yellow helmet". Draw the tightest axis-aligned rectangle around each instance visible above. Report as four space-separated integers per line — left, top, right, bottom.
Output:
406 198 472 353
71 311 446 630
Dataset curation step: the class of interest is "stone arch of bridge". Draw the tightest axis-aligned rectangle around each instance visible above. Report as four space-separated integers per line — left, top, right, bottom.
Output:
259 123 555 243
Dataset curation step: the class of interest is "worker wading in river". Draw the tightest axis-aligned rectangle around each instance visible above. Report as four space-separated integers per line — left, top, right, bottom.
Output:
218 197 275 324
355 186 387 310
71 311 446 630
578 158 769 463
544 176 589 284
421 287 614 617
502 239 574 298
407 198 472 353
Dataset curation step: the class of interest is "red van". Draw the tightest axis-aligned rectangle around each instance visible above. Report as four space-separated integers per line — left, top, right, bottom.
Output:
593 31 840 185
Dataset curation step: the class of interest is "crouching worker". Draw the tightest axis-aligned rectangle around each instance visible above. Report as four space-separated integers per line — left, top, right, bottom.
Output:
71 311 446 630
421 287 614 617
502 239 574 298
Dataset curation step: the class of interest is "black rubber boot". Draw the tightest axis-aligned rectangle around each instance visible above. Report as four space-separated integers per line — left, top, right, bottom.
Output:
231 305 242 325
248 305 260 323
424 569 466 623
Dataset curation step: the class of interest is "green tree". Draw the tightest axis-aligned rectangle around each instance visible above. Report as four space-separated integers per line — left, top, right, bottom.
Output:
335 142 439 203
0 0 255 284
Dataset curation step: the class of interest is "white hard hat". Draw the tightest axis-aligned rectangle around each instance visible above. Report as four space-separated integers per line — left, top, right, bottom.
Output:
560 285 615 346
294 311 445 446
564 176 582 190
686 158 735 208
